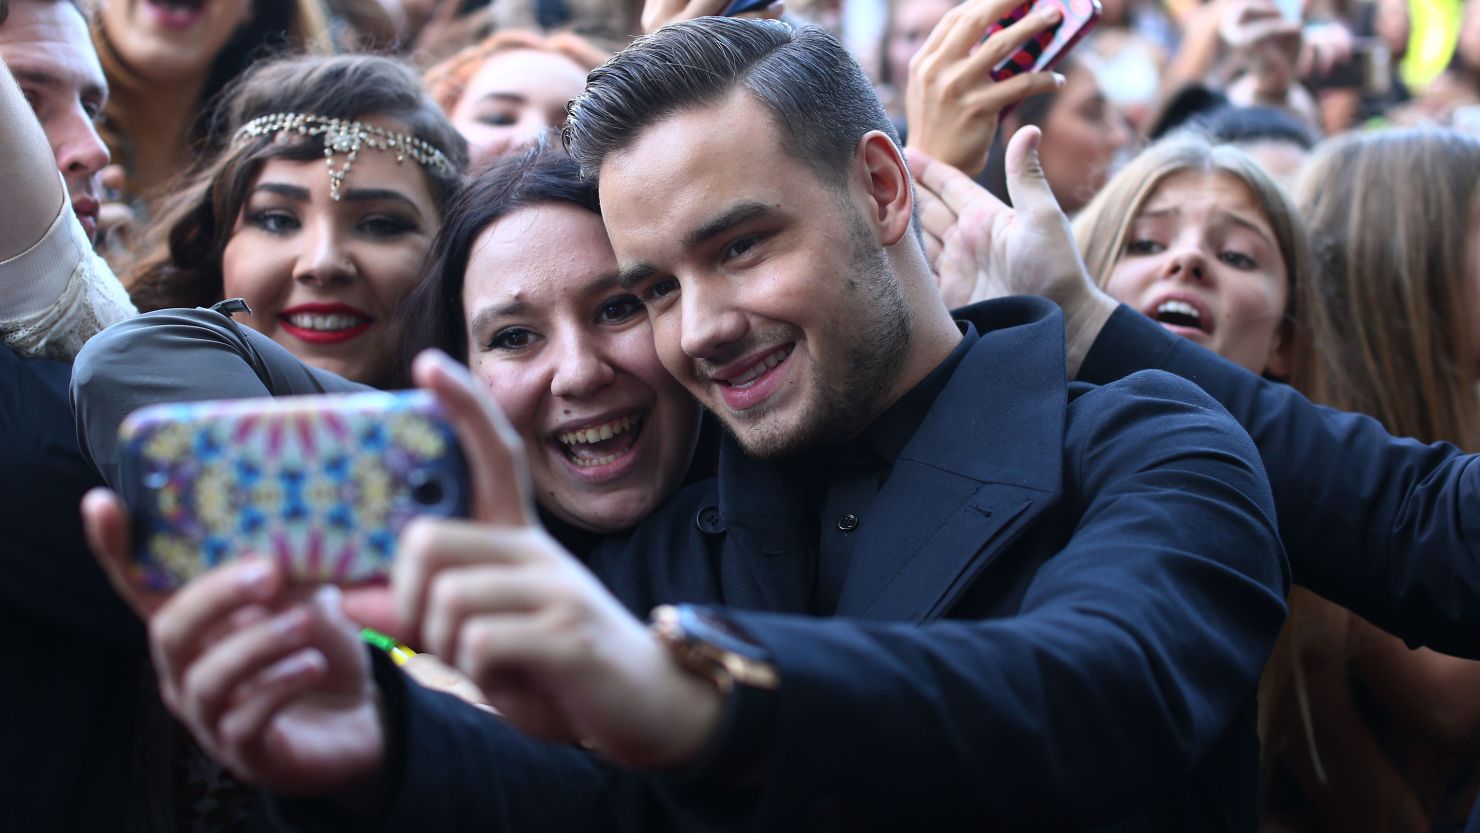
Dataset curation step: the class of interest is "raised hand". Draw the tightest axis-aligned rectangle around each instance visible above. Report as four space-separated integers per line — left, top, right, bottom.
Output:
641 0 784 35
908 127 1116 375
394 351 724 767
82 490 389 807
905 0 1067 177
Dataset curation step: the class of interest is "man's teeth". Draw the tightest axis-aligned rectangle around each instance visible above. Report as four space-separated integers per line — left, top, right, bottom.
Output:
1155 300 1200 321
729 348 789 389
286 313 366 332
558 415 639 446
570 452 623 468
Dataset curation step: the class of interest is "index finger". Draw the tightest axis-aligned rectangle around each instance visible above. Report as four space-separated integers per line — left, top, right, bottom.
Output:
151 558 285 689
908 147 1002 216
413 349 535 527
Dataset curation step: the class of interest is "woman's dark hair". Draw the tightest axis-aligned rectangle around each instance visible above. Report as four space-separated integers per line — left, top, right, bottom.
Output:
1190 105 1320 149
128 53 468 312
398 140 600 382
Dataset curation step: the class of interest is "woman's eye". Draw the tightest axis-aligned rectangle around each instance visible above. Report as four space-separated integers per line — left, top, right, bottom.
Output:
478 113 517 127
359 215 416 238
1220 250 1257 270
644 278 680 302
598 294 643 323
488 327 536 351
1124 238 1163 255
249 210 299 234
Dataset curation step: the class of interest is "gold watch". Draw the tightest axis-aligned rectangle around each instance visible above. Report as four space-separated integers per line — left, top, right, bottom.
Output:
650 604 779 694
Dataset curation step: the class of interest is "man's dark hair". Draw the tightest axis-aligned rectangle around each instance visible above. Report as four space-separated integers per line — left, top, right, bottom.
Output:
562 17 898 189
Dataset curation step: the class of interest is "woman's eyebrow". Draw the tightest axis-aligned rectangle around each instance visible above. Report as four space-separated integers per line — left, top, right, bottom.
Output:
339 188 426 219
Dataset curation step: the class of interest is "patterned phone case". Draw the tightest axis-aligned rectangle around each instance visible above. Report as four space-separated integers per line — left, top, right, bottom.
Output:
119 390 470 591
987 0 1103 82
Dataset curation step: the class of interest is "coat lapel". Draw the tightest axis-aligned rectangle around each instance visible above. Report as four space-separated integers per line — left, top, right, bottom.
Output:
834 297 1070 622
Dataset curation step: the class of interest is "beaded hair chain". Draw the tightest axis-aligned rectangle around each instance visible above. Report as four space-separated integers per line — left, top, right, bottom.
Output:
231 113 453 201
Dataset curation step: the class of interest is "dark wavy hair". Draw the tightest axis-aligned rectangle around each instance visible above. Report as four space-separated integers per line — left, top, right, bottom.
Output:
127 53 468 312
398 139 598 384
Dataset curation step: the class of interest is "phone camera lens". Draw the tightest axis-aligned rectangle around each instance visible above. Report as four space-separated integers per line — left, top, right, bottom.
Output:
411 473 445 506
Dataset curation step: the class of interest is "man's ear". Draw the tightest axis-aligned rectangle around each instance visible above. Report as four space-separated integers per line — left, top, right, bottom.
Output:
853 130 915 248
1264 319 1293 380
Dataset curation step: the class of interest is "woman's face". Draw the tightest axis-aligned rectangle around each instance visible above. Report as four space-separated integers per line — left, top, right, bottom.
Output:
885 0 955 88
1103 170 1291 374
99 0 250 84
1037 67 1133 214
449 49 588 170
221 135 440 387
461 203 701 534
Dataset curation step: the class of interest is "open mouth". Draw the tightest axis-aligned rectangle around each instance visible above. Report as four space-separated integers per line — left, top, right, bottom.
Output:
725 345 792 390
1150 299 1211 335
554 414 645 469
143 0 208 28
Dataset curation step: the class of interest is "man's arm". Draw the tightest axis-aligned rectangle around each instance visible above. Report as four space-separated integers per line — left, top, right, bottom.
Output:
659 370 1288 828
71 307 368 489
0 55 63 262
1079 305 1480 658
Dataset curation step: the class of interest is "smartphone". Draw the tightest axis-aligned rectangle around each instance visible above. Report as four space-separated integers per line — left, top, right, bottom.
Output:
722 0 774 14
119 390 471 591
1307 37 1391 95
986 0 1103 82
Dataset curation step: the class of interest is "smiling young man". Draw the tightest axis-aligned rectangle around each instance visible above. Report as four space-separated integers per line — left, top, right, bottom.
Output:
129 16 1288 833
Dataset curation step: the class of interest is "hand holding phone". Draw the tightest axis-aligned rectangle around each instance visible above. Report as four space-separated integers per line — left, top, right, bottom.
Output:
120 390 470 591
905 0 1079 176
985 0 1102 82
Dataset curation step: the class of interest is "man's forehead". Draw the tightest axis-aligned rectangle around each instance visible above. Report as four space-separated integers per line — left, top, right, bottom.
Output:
0 1 107 96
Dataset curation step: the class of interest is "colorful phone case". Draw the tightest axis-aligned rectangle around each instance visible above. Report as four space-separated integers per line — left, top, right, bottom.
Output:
119 390 470 591
986 0 1103 82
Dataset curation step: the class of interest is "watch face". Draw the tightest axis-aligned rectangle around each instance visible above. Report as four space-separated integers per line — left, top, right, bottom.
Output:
678 605 768 661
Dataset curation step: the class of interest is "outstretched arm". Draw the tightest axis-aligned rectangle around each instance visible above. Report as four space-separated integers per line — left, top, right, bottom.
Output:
0 55 63 262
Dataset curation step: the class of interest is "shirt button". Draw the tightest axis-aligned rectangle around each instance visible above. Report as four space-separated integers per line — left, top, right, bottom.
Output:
837 513 859 532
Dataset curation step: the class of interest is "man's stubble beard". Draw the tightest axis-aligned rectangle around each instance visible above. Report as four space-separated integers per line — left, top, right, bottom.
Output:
724 208 913 460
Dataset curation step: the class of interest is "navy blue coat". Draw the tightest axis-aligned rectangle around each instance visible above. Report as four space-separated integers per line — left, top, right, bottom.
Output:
280 297 1289 832
1079 306 1480 658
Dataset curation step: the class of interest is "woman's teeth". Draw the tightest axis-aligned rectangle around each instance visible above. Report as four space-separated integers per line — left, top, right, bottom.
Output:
558 415 638 446
286 313 367 331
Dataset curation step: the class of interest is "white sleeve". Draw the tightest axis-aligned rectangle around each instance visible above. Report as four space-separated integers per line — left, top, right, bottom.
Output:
0 184 137 360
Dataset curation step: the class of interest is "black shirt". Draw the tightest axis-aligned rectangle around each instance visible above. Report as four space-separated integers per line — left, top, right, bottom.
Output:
804 322 977 614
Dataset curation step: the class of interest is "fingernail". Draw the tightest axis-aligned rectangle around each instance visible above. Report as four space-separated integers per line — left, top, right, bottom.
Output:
1052 72 1067 87
238 560 272 597
1040 5 1062 21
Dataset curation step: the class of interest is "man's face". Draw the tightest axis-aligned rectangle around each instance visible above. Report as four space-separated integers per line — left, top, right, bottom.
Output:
598 91 911 459
1 0 110 242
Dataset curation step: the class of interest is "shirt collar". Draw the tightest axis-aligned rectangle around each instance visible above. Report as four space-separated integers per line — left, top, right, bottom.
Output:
861 320 978 464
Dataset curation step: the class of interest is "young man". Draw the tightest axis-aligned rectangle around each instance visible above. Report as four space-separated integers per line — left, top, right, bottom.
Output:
119 17 1286 832
0 3 140 831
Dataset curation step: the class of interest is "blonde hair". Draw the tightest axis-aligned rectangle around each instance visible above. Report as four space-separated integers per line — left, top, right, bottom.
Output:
1073 132 1321 383
1296 127 1480 448
423 29 607 117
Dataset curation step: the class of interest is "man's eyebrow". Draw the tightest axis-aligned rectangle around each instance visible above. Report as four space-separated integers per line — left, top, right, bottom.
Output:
339 188 425 218
617 263 657 290
683 201 773 250
10 68 106 104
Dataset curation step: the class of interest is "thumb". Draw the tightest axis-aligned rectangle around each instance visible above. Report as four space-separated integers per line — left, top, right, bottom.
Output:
1002 126 1065 217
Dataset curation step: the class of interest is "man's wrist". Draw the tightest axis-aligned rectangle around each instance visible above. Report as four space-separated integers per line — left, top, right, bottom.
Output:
1060 287 1117 379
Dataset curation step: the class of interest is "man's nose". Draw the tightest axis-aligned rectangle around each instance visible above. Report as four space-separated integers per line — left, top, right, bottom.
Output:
54 109 111 184
678 279 748 361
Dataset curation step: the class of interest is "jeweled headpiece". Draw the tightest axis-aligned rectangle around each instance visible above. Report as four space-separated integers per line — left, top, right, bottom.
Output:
231 113 453 202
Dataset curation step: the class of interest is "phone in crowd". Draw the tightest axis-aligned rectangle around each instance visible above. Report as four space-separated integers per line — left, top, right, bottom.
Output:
722 0 774 15
1307 37 1391 95
119 390 471 591
985 0 1103 83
